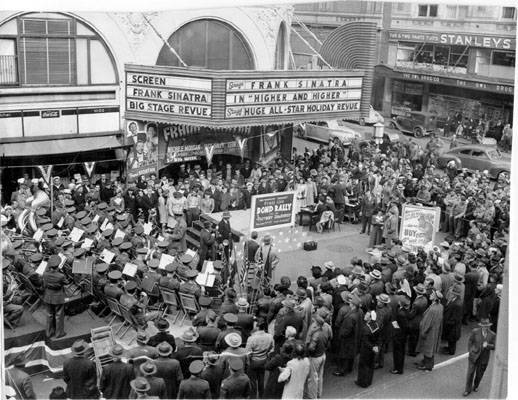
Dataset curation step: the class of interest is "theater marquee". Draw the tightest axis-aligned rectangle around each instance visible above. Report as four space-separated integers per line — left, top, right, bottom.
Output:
125 64 365 127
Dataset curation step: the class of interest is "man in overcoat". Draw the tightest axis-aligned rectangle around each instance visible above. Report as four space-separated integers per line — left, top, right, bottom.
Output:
416 290 444 371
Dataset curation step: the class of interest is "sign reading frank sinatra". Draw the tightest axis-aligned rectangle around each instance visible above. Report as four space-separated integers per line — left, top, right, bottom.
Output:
399 204 441 252
225 77 362 119
250 192 296 232
124 65 365 126
126 71 212 118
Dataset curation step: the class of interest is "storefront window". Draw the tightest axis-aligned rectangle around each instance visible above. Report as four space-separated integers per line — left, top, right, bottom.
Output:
157 19 254 70
396 42 468 74
391 79 423 115
491 51 515 67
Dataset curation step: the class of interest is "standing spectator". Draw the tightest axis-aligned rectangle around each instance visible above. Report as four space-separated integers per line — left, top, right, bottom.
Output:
280 344 310 399
416 290 444 371
355 310 380 388
154 342 183 400
63 340 99 399
100 344 134 399
305 313 332 399
463 319 496 396
360 191 376 235
200 352 225 399
220 358 252 399
246 317 274 399
441 286 464 355
178 360 211 399
391 296 411 374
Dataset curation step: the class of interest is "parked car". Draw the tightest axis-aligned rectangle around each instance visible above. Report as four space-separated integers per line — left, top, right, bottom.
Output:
295 120 362 145
437 144 511 179
343 105 384 126
389 111 444 138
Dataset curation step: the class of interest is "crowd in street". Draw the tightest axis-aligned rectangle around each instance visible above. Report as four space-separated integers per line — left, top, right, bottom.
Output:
1 131 508 399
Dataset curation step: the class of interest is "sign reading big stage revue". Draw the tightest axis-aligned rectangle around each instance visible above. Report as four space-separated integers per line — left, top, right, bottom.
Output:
250 192 296 232
400 204 441 252
125 64 365 127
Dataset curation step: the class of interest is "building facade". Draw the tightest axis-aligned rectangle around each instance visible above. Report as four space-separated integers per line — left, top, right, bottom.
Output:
0 8 292 193
292 2 515 124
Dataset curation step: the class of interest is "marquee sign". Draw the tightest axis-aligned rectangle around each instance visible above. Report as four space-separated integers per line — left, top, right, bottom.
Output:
125 64 365 127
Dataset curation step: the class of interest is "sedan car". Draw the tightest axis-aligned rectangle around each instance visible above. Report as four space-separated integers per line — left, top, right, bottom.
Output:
437 144 511 179
389 111 443 138
295 120 362 145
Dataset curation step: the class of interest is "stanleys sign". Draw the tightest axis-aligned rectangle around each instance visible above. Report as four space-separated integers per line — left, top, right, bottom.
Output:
389 30 515 50
125 64 365 127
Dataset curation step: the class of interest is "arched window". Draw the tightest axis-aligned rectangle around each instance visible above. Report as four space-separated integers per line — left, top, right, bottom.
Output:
275 23 287 70
0 12 117 86
157 19 254 70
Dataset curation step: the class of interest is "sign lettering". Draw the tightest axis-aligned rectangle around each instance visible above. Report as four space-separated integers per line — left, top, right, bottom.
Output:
250 192 297 231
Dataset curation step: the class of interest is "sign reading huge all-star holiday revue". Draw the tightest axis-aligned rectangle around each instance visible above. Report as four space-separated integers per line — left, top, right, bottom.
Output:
124 65 365 126
224 77 363 119
400 204 441 252
250 192 296 232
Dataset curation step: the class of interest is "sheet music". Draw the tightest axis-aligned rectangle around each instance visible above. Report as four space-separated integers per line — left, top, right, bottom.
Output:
122 263 138 277
69 227 84 243
100 249 115 264
35 261 47 275
81 238 94 249
185 249 196 258
57 217 64 228
196 272 215 287
157 235 165 242
100 219 108 231
203 260 215 274
114 229 126 240
159 253 176 269
92 214 100 223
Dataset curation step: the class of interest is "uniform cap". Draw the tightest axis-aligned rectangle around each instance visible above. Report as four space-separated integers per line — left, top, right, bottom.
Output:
223 313 238 324
36 208 47 216
180 254 193 264
75 211 87 220
185 269 198 278
213 260 223 270
108 270 122 280
199 296 212 307
134 225 144 235
228 357 244 371
97 202 108 210
41 223 53 231
46 228 58 237
86 224 97 234
136 247 148 255
73 248 86 258
120 242 132 251
80 217 91 225
95 263 109 273
164 263 177 273
157 240 169 248
189 360 204 374
148 259 160 269
125 281 137 291
112 237 124 246
102 229 114 237
48 254 62 268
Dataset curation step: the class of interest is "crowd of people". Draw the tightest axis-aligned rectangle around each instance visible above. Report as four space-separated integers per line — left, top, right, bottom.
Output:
1 131 508 399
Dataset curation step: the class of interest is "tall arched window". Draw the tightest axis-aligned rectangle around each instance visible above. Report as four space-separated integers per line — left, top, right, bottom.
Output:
275 23 287 70
0 12 117 86
156 19 254 70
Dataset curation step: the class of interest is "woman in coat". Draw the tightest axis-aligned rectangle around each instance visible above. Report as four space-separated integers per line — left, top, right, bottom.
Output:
264 342 293 399
280 344 310 399
416 290 444 371
355 310 380 388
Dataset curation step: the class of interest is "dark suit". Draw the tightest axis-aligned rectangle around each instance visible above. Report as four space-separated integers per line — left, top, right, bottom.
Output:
63 356 98 399
129 376 166 399
5 367 36 399
147 332 177 351
173 344 203 379
236 312 255 344
244 239 260 263
220 372 252 399
465 328 496 393
42 269 67 337
104 283 124 300
200 363 225 399
178 376 211 399
198 228 216 271
274 310 303 349
155 357 183 399
408 295 429 355
100 360 135 399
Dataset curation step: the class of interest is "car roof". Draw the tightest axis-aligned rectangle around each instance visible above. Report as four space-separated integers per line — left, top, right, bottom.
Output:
449 144 489 152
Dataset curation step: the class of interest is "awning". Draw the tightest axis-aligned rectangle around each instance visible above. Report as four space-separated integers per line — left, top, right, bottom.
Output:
0 134 126 158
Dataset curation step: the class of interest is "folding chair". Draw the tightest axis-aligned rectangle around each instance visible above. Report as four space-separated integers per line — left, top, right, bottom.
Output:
105 297 124 330
16 273 43 312
141 277 160 304
158 286 183 324
177 292 200 326
118 304 139 344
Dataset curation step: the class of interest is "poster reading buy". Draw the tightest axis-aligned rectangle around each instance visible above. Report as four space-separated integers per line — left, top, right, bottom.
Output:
400 204 441 252
250 192 296 232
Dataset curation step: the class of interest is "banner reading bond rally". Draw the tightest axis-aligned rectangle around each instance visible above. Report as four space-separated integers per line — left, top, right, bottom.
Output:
125 64 364 127
250 192 296 232
400 204 441 252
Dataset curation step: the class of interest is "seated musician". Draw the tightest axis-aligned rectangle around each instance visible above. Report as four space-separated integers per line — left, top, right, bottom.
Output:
3 261 24 327
104 270 124 300
119 281 160 328
178 270 202 299
316 204 335 233
158 263 180 291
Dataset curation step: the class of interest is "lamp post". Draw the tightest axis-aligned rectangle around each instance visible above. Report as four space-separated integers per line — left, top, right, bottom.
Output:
373 122 384 151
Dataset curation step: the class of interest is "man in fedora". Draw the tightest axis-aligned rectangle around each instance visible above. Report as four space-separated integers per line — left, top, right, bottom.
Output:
368 269 384 297
154 342 183 400
125 331 158 376
374 293 392 369
100 344 134 399
273 299 303 351
174 329 203 379
43 254 67 339
442 285 464 355
463 318 495 396
200 351 225 399
148 318 176 350
134 361 165 399
407 283 429 357
416 290 444 371
178 360 211 399
220 333 249 376
63 340 98 399
235 297 254 343
129 377 155 399
255 235 279 283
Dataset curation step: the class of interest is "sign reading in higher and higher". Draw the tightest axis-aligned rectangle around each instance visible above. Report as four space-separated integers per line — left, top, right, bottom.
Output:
225 77 362 119
126 71 212 118
124 65 365 126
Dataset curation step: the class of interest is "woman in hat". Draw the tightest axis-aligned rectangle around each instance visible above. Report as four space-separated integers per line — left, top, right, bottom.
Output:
355 310 380 388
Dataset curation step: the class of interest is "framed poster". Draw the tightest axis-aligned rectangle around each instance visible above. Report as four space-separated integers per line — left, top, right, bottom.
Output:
250 191 296 232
